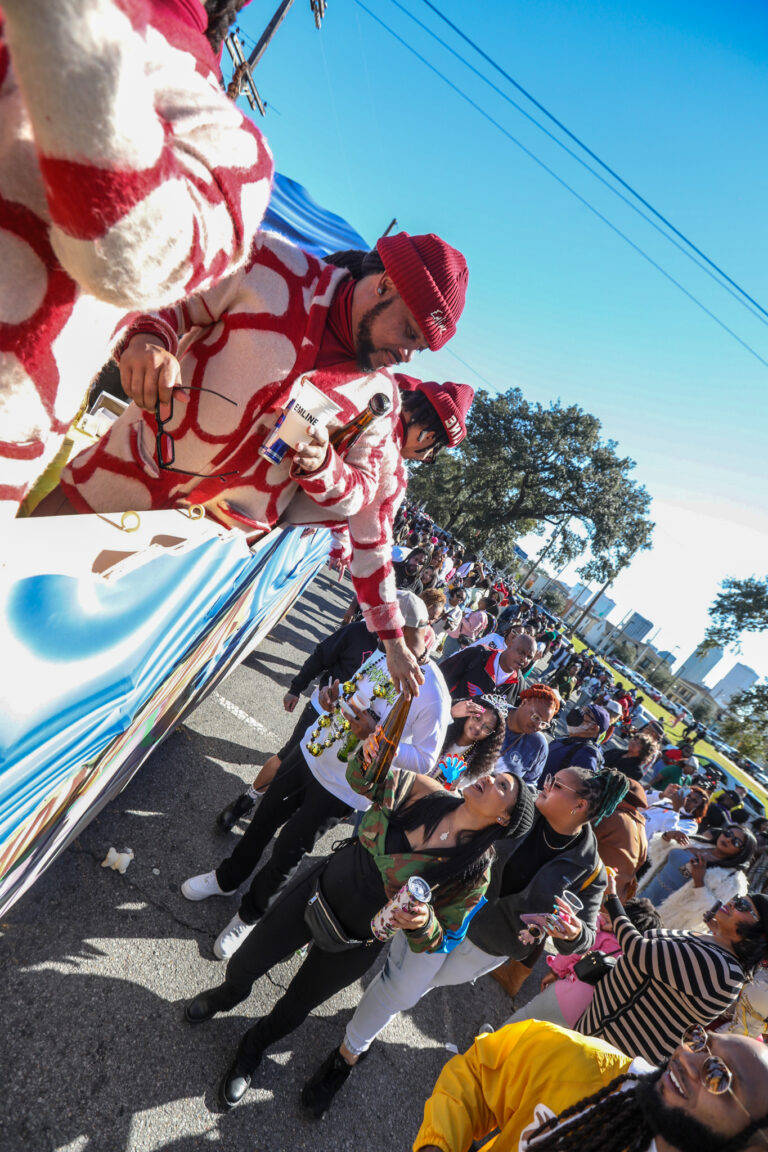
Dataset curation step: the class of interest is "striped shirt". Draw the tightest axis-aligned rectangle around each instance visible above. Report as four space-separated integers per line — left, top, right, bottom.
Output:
576 896 744 1063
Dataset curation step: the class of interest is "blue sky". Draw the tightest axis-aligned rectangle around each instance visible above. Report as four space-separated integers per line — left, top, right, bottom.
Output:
229 0 768 680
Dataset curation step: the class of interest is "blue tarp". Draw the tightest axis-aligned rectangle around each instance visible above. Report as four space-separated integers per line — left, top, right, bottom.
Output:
263 171 370 257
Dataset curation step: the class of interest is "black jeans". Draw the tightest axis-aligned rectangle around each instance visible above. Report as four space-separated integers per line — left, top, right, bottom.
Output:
222 861 384 1067
276 700 318 760
215 744 352 922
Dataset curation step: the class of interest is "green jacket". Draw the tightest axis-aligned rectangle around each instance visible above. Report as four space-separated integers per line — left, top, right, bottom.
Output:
346 753 491 953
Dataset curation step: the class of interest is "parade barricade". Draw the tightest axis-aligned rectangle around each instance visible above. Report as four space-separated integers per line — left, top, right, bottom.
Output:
0 512 330 915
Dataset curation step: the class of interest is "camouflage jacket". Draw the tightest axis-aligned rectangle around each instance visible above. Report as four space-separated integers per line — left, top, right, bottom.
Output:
346 753 491 953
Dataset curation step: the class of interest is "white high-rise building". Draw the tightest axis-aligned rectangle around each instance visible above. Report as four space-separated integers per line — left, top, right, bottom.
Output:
713 663 759 705
677 646 724 686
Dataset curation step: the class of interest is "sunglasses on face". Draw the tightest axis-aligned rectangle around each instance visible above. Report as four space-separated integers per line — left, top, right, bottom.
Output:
542 774 580 795
730 895 759 920
722 829 745 846
681 1025 768 1143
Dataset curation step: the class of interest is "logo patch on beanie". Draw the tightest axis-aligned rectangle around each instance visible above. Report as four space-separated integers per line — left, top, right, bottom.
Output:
444 414 461 444
429 309 448 333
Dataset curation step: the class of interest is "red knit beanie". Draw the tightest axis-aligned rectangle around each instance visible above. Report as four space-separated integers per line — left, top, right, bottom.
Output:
377 232 468 350
395 376 474 446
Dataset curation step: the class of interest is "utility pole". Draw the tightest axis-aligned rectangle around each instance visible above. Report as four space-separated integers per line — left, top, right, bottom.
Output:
248 0 296 68
224 32 265 114
569 578 612 634
522 516 570 585
224 0 326 117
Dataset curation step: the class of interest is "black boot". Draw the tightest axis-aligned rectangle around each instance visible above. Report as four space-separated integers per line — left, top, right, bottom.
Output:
301 1047 366 1119
218 1039 262 1110
184 983 242 1025
215 790 257 832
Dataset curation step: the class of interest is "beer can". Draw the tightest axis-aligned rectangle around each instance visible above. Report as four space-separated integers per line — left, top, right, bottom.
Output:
258 402 293 464
370 876 432 941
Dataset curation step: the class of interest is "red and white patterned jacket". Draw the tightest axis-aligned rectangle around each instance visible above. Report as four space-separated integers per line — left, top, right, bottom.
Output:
61 232 409 638
0 0 273 519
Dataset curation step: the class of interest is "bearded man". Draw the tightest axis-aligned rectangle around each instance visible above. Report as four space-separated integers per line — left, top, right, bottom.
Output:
415 1021 768 1152
43 232 469 693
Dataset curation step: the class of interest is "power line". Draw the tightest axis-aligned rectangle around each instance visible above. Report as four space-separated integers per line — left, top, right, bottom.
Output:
354 1 768 371
417 0 768 326
389 0 768 332
443 347 498 391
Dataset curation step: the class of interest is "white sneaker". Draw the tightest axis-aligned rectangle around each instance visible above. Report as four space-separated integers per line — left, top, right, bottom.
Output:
213 913 255 960
181 870 236 902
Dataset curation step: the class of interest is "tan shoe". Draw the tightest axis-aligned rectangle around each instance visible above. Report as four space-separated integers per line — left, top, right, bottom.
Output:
490 958 532 999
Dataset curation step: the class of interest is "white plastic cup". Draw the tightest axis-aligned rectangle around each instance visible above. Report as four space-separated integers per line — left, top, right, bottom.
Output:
259 377 341 464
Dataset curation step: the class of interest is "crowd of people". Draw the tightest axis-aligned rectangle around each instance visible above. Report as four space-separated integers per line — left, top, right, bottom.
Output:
174 514 768 1148
3 3 768 1149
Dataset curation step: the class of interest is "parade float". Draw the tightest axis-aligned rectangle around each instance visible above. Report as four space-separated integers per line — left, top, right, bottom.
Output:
0 176 368 915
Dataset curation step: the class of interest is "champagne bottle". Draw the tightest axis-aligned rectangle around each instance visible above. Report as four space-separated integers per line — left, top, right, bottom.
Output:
329 393 391 457
364 691 413 788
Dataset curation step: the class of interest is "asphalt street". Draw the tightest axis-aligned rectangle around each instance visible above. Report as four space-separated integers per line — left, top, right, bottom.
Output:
0 570 545 1152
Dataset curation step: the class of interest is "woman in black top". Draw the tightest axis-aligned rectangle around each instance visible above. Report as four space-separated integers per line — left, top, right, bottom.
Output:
299 765 630 1118
183 751 536 1112
603 734 658 782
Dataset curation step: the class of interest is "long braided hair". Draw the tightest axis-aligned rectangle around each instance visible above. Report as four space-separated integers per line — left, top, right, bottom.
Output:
324 248 385 279
570 765 629 825
203 0 249 52
526 1072 654 1151
527 1069 768 1152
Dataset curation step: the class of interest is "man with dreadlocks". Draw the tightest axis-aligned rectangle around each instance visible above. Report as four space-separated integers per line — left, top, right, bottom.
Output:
415 1020 768 1152
45 233 469 695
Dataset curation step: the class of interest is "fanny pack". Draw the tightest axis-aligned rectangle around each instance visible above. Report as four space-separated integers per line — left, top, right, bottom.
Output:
573 948 620 986
304 880 374 953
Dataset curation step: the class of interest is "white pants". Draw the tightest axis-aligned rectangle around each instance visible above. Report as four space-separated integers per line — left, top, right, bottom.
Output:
344 931 504 1056
502 980 567 1028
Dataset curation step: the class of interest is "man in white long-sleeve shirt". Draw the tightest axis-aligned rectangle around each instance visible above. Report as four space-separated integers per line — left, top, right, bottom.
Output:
644 785 709 842
181 592 450 959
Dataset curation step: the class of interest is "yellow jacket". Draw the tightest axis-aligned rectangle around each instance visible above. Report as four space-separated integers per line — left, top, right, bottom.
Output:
414 1021 637 1152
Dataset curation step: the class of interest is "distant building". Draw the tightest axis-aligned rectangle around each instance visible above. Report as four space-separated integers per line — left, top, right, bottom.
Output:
563 584 616 621
677 645 724 687
623 612 654 644
667 678 722 718
713 663 759 705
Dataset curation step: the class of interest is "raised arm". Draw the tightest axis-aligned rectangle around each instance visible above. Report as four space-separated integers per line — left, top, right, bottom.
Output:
2 0 272 307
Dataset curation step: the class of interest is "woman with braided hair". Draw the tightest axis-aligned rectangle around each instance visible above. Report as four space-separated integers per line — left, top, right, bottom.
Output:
414 1019 768 1152
298 764 629 1118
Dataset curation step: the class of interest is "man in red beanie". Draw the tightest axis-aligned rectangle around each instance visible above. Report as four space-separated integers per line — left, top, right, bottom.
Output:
40 233 469 694
327 374 474 581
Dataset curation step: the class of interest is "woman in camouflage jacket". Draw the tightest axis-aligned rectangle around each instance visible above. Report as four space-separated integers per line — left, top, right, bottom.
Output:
183 741 536 1110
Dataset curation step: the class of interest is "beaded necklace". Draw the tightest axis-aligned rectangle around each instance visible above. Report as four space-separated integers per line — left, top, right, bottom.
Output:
305 652 396 759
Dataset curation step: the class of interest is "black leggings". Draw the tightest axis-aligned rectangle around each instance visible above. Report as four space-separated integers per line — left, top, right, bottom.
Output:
221 862 384 1065
215 744 352 922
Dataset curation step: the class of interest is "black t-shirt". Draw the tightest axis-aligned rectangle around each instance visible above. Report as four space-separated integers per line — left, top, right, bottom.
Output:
602 748 643 781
